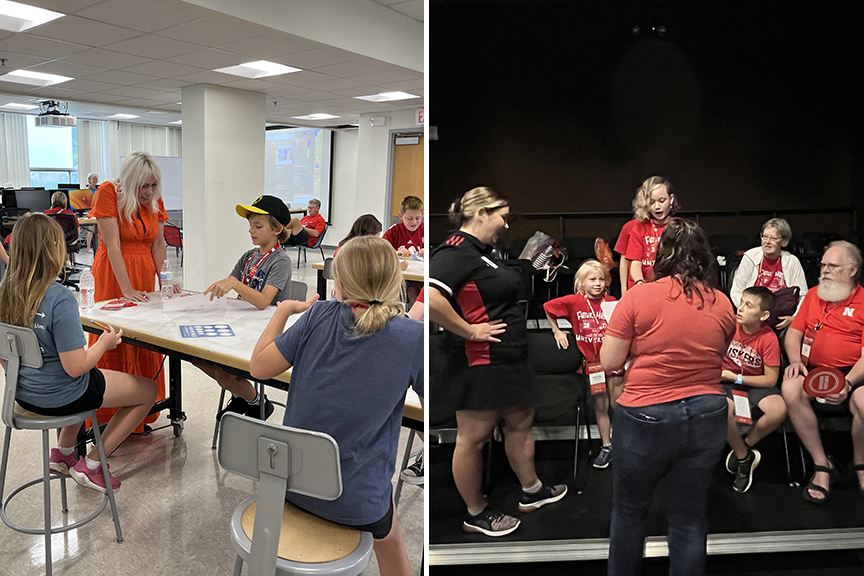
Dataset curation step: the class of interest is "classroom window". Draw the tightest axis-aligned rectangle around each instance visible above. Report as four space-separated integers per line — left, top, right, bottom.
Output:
26 116 78 187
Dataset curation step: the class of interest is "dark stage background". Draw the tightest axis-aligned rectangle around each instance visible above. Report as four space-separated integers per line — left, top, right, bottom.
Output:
429 0 864 247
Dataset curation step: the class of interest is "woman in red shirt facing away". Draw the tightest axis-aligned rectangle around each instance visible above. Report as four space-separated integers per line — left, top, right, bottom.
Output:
544 259 621 468
601 219 736 576
624 176 679 288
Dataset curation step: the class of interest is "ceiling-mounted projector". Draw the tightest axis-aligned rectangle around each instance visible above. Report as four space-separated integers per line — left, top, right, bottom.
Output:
35 100 76 127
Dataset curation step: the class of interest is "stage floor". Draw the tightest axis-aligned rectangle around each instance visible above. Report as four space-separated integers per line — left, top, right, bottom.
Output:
429 431 864 569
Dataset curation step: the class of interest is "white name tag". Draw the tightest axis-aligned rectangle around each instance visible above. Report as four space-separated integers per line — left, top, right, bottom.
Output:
733 389 752 425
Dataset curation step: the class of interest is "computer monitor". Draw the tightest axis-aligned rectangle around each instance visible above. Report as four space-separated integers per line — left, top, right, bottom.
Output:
68 189 95 210
1 189 16 208
58 183 80 190
14 189 53 212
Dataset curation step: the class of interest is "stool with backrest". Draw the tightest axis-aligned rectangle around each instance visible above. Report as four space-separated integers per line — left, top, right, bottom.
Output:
0 323 122 576
297 226 328 269
218 413 374 576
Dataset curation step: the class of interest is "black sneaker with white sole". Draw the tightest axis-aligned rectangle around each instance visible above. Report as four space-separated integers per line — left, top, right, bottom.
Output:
518 484 568 513
246 394 275 421
462 508 520 537
216 395 249 421
400 452 424 486
733 448 761 493
725 450 737 474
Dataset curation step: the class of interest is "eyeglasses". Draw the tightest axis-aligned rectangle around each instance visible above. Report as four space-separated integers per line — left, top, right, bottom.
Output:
819 262 852 272
760 234 783 242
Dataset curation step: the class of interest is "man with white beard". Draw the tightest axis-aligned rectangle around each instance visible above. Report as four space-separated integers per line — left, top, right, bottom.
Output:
782 240 864 504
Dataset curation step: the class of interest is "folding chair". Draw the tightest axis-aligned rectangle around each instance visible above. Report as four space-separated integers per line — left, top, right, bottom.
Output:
297 226 328 268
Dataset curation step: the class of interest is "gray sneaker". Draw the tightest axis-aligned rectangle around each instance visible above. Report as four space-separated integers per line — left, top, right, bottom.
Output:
593 445 613 469
518 484 567 513
733 449 762 493
462 508 520 537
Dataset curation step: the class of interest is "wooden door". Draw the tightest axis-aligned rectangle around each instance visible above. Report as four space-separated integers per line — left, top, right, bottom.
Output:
390 133 424 224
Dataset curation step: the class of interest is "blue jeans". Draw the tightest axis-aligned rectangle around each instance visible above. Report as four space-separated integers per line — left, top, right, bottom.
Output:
608 394 727 576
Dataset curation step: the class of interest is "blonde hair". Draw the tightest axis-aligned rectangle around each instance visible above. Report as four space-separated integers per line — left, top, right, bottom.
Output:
50 191 68 209
0 213 66 327
632 176 678 222
332 236 405 337
573 259 608 295
449 186 508 226
114 151 162 223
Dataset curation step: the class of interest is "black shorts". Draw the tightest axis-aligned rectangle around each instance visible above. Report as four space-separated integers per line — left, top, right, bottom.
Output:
284 229 309 246
17 368 106 416
291 492 394 540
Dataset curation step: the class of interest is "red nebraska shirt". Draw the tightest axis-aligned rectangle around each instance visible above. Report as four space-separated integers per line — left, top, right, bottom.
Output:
605 277 736 407
791 284 864 368
544 293 617 364
300 213 326 247
382 222 424 252
723 324 781 376
625 220 665 283
754 256 787 291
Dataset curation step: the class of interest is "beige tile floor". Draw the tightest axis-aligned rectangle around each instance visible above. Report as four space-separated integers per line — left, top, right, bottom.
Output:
0 246 425 576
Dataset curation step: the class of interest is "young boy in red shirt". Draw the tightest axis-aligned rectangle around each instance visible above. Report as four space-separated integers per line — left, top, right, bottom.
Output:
721 286 787 493
383 195 424 257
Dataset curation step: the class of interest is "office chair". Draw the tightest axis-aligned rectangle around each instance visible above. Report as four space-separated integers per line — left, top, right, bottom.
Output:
217 413 374 576
297 225 328 269
164 223 183 266
0 323 122 576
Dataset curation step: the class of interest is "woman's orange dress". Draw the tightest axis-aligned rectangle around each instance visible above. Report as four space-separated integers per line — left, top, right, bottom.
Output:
88 181 168 433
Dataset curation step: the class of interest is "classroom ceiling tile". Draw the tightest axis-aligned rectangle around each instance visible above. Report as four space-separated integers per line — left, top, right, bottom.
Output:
137 78 189 92
120 60 202 78
170 70 231 84
217 35 316 60
164 48 247 69
0 34 89 59
75 0 202 34
49 78 122 93
84 69 160 85
20 0 104 14
0 53 51 70
109 97 163 107
269 70 331 86
156 17 264 48
302 78 370 92
60 48 153 69
272 48 355 70
25 59 109 79
101 35 201 60
27 16 142 48
349 70 420 85
220 78 286 92
315 58 394 79
101 85 168 99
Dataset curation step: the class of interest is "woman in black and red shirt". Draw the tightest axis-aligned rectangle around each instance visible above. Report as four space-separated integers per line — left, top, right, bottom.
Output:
429 187 566 537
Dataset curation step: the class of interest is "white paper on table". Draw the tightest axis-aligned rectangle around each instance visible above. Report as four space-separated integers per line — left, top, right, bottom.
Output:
600 301 618 322
163 293 228 312
107 306 174 324
405 388 422 408
221 298 262 318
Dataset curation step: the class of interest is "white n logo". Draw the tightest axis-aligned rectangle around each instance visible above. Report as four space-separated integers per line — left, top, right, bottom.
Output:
843 307 855 317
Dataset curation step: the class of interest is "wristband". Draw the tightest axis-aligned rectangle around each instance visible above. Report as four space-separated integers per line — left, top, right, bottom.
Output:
634 279 644 285
735 374 743 384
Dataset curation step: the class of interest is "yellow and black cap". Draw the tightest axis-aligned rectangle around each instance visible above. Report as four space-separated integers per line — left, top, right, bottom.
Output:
236 195 290 226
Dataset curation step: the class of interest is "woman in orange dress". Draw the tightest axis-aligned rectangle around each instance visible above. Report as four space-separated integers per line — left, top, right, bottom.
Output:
88 152 179 432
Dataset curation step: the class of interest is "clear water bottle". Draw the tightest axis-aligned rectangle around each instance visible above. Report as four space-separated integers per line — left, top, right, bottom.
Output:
79 268 95 310
160 260 173 300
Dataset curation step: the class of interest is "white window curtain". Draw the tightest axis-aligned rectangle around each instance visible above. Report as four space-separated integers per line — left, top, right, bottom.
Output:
0 113 30 187
109 121 182 177
76 119 111 185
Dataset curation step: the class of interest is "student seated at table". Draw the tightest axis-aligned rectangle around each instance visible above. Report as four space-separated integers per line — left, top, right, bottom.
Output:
197 195 293 421
383 195 424 257
250 235 423 576
283 198 326 247
46 191 80 228
334 214 382 256
0 213 157 493
720 286 786 493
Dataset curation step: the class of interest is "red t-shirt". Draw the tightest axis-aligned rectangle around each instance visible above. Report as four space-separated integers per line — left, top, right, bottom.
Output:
416 287 425 303
723 323 781 376
753 255 787 291
791 284 864 368
300 213 326 247
614 219 638 255
605 277 736 407
382 222 424 252
625 220 665 284
544 293 617 364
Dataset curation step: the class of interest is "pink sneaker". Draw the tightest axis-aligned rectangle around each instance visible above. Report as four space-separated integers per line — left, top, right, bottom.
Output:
49 448 78 476
70 459 121 494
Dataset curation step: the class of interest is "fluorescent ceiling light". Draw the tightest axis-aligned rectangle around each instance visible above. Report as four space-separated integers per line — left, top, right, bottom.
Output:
0 69 73 87
1 102 38 110
0 0 64 33
354 91 419 103
146 110 167 115
169 120 182 124
213 60 301 79
292 113 340 121
107 113 140 119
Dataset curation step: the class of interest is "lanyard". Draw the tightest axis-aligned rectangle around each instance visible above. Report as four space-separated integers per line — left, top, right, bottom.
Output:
242 244 280 286
582 294 607 358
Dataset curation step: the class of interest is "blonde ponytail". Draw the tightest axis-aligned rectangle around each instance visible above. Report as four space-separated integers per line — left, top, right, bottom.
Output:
332 236 405 337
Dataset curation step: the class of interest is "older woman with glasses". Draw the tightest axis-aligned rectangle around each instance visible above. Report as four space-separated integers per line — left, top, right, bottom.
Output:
730 217 808 329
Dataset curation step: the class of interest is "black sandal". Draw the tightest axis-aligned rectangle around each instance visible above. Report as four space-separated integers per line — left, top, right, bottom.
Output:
802 461 837 505
853 464 864 497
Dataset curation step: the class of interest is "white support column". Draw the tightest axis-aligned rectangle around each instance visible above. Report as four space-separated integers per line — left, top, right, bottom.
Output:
181 84 266 291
